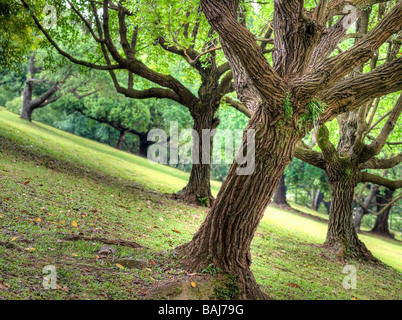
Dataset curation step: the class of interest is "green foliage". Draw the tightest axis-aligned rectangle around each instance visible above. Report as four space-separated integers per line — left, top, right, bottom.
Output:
283 93 293 120
298 98 327 129
202 264 222 276
214 276 241 300
197 194 210 207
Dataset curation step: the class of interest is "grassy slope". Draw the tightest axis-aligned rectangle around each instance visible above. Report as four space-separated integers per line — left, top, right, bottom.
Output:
0 107 401 300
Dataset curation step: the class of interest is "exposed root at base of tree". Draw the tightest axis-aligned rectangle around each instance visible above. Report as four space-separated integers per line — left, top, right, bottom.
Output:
58 233 146 249
170 190 215 208
174 245 271 300
323 240 381 265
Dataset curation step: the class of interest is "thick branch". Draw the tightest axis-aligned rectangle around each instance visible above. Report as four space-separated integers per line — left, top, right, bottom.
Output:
320 57 402 122
360 93 402 163
294 142 327 170
360 171 402 190
295 1 402 98
201 0 286 108
360 153 402 170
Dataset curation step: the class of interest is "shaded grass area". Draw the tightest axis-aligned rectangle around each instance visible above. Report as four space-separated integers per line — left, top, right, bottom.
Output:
0 108 401 300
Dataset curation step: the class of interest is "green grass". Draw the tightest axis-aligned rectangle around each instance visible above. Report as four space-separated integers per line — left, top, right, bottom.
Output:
0 107 401 300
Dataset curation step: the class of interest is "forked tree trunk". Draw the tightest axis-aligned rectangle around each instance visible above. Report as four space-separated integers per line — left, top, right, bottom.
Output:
272 175 292 210
177 112 301 299
177 107 218 206
371 189 394 238
325 173 378 262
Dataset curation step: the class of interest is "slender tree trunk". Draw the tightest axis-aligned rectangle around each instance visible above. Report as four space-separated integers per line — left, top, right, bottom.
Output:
272 174 292 210
312 189 324 211
177 105 218 206
21 55 35 121
177 113 300 299
371 189 394 238
325 172 378 262
116 130 128 150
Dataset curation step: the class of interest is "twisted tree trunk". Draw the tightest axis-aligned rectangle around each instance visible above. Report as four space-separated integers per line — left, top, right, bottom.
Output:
177 111 300 299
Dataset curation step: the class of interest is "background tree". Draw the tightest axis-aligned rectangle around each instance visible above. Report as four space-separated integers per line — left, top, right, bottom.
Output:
176 0 402 299
19 0 250 206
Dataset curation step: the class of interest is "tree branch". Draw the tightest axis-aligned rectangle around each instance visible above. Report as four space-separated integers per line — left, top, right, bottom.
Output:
320 57 402 122
359 171 402 190
360 153 402 170
295 1 402 98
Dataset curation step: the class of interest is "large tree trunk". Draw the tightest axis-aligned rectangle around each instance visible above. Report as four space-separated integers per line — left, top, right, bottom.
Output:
325 173 378 262
177 113 300 299
272 174 292 210
371 189 394 238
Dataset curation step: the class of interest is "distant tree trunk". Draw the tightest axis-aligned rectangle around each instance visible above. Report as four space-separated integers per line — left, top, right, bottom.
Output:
323 200 331 214
139 132 150 158
20 54 62 121
21 94 34 121
272 175 292 210
21 55 35 121
177 101 219 206
116 130 128 150
312 189 324 211
354 184 378 233
371 189 394 238
325 169 377 262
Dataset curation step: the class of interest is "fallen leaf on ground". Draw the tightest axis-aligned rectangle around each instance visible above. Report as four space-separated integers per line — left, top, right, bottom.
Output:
286 283 301 289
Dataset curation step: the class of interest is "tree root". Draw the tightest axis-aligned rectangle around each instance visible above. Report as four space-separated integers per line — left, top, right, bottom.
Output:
58 233 147 249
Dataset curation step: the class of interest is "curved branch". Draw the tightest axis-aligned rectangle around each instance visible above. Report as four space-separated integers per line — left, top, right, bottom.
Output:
360 93 402 163
294 142 327 170
359 171 402 190
224 96 251 118
295 1 402 98
360 153 402 170
320 57 402 122
20 0 122 71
